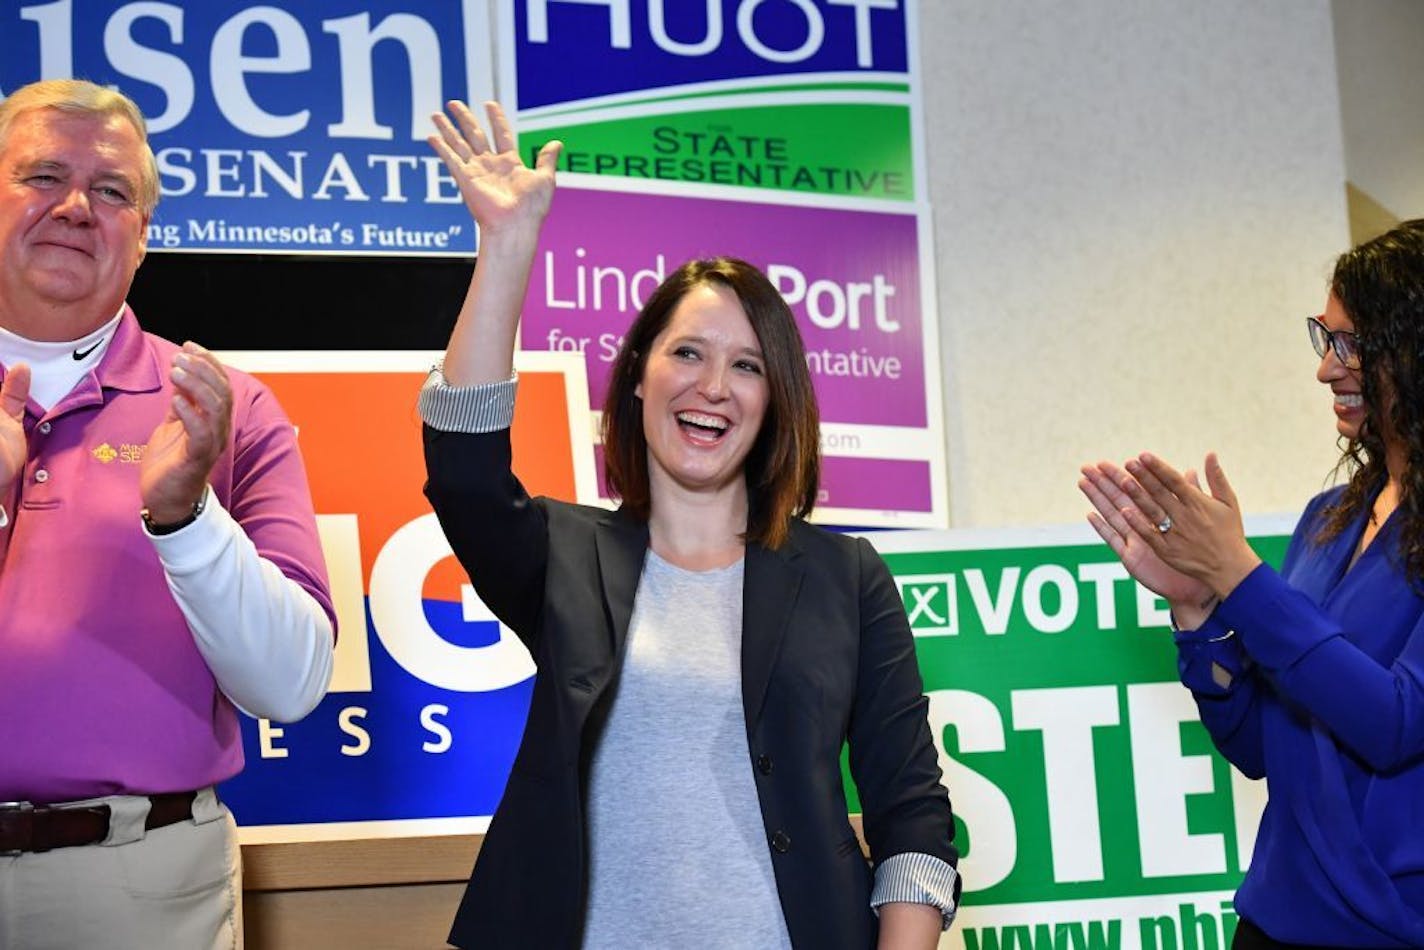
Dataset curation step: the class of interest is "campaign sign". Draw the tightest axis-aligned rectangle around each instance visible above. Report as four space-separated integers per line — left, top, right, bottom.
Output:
500 0 924 202
524 181 947 527
0 0 495 255
215 351 597 842
862 518 1298 948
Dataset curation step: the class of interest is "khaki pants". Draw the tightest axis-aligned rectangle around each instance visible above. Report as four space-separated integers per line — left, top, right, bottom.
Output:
0 787 242 950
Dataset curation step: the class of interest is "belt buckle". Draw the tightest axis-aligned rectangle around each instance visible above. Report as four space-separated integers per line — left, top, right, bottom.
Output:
0 801 35 856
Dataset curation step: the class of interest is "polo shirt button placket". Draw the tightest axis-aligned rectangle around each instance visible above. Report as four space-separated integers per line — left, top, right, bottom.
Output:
33 469 49 484
37 422 51 435
770 830 791 853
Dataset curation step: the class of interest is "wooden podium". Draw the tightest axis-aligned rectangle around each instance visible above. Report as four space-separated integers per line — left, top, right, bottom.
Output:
242 835 481 949
241 816 868 947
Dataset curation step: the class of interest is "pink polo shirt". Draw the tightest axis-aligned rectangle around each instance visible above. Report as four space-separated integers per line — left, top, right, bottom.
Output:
0 307 334 803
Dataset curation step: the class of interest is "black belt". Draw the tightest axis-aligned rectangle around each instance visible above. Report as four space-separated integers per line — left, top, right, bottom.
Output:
0 791 197 855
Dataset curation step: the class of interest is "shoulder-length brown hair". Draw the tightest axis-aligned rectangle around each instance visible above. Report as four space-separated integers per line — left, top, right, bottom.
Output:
1316 218 1424 583
601 257 820 549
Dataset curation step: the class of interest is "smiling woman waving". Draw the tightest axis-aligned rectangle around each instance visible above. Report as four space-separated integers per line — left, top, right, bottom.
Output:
417 101 960 950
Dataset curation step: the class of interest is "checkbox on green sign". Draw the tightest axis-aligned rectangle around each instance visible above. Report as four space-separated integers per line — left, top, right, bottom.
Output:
896 575 957 635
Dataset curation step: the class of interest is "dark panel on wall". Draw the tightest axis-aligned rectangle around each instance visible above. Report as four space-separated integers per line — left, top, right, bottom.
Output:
127 253 474 351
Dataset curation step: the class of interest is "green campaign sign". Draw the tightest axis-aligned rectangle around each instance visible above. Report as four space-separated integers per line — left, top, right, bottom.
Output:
521 101 915 201
501 0 926 203
860 518 1297 949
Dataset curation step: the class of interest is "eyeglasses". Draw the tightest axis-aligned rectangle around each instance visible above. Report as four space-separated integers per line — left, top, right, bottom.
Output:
1307 316 1361 370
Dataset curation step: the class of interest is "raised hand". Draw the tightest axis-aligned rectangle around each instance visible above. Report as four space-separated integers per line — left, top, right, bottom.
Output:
428 101 562 238
1117 452 1262 598
427 102 563 386
0 363 31 496
139 343 233 525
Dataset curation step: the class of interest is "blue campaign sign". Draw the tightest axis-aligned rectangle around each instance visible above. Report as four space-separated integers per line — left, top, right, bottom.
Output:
220 610 535 826
505 0 911 110
0 0 495 255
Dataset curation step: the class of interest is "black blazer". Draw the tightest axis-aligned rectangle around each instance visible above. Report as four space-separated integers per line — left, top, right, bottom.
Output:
425 425 958 949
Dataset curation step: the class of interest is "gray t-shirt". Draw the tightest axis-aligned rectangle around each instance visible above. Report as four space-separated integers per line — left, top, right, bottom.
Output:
581 550 794 950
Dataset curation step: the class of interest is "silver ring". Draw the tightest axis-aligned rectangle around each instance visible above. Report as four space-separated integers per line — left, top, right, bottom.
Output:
1156 515 1173 534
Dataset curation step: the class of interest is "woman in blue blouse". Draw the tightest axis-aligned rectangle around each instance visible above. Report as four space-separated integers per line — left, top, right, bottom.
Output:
1080 219 1424 948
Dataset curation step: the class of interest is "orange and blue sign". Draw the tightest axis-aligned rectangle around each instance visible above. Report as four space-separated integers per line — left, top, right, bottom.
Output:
216 351 596 842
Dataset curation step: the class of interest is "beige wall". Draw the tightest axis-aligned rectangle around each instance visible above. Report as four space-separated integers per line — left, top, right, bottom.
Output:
921 1 1350 529
1333 0 1424 240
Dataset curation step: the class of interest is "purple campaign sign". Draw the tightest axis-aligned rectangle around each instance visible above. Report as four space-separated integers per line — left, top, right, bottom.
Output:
522 187 928 429
823 458 932 513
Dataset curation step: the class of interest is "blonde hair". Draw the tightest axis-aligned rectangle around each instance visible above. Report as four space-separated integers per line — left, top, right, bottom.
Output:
0 79 159 213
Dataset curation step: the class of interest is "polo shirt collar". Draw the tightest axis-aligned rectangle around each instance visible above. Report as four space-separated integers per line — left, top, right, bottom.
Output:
92 305 164 396
40 306 162 419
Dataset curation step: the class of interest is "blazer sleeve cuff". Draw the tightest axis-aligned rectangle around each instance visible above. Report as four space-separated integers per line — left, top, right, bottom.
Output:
418 367 517 433
870 851 960 930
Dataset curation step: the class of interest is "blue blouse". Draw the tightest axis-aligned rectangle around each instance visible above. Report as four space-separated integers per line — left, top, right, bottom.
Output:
1176 486 1424 946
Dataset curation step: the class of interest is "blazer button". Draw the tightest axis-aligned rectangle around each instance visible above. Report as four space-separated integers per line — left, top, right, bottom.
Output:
770 830 791 853
756 754 774 775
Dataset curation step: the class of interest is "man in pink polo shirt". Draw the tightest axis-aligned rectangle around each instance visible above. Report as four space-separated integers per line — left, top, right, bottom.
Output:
0 80 335 947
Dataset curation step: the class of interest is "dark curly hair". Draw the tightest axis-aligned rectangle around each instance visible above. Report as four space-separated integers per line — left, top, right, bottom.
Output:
1316 218 1424 582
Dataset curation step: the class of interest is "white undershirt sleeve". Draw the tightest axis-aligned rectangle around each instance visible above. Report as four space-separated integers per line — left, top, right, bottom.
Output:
147 486 334 722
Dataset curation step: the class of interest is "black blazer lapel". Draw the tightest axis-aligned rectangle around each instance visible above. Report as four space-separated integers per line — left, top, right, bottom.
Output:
594 509 649 657
741 537 805 727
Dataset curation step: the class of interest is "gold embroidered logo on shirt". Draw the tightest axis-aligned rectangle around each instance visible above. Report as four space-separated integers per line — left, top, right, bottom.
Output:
91 443 145 464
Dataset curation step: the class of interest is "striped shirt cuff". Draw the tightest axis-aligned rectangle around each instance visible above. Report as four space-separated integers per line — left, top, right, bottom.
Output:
417 367 518 433
870 851 960 930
